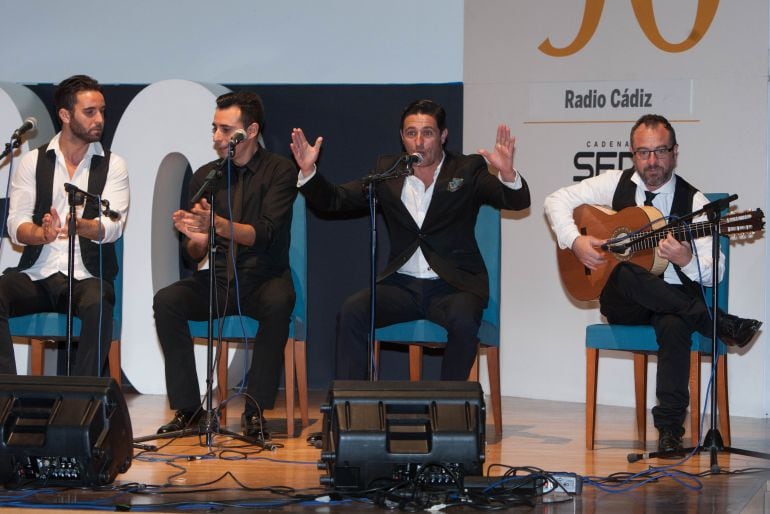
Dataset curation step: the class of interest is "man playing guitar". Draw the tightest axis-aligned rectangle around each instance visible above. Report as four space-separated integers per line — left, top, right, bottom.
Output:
544 114 762 454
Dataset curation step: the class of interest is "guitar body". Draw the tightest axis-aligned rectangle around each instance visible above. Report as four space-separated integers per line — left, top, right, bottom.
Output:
557 204 669 301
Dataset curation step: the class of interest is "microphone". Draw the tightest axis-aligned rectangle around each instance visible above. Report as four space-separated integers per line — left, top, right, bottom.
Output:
404 153 424 166
229 129 247 146
12 117 37 140
228 129 247 158
63 183 121 221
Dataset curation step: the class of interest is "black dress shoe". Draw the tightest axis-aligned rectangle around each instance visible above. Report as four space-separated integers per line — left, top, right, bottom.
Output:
157 409 201 434
306 431 323 448
657 427 684 454
718 312 762 348
241 413 271 441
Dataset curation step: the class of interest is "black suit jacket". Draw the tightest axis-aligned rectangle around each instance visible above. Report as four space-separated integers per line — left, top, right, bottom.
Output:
300 151 530 303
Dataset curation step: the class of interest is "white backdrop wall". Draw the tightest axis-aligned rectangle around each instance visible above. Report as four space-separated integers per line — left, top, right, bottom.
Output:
463 0 770 418
0 1 463 84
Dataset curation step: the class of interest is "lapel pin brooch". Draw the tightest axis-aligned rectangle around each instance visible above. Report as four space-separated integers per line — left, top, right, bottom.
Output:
447 178 464 192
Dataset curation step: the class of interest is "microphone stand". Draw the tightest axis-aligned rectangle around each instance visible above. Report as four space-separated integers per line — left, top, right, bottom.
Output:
62 184 122 376
360 156 413 381
0 137 22 161
64 187 81 375
628 194 770 468
134 148 272 449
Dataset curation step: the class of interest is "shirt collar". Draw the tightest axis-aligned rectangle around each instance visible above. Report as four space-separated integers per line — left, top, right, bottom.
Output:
48 131 104 160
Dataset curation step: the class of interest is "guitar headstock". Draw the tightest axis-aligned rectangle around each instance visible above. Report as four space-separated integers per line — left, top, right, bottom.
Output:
721 208 765 240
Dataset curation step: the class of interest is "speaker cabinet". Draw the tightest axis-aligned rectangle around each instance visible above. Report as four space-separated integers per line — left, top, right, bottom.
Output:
318 380 485 490
0 375 132 487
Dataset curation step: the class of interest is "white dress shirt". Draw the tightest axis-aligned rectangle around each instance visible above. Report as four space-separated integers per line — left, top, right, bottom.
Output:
7 133 129 280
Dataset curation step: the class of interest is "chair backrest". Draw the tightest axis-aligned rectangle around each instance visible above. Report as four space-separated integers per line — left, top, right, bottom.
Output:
289 195 307 339
475 205 501 347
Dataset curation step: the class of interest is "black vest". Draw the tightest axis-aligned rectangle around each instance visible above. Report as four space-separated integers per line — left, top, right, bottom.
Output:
611 168 698 288
14 143 118 281
611 168 697 217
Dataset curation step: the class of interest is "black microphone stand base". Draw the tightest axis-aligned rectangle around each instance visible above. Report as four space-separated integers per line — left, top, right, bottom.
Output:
627 429 770 470
132 410 274 450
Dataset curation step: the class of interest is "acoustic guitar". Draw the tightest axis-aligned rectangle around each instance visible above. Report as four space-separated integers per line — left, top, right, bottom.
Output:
557 204 765 301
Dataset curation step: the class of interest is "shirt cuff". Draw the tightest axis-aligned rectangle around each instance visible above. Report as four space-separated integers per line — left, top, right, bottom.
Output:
297 165 317 187
498 168 523 189
678 255 701 280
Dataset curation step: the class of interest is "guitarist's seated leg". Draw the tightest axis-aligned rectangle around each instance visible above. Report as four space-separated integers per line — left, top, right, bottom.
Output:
598 262 709 331
599 262 761 348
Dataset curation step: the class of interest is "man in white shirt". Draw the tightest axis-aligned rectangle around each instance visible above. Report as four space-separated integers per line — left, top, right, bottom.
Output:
544 114 760 453
291 99 531 381
0 75 129 376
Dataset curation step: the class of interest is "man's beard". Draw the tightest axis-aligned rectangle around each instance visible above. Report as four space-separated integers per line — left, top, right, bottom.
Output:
639 165 672 188
70 117 102 143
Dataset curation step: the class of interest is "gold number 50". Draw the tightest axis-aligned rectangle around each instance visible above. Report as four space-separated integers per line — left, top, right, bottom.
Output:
538 0 719 57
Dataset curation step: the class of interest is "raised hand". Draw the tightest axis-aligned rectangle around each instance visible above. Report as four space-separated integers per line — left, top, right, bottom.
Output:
477 123 517 182
290 128 324 178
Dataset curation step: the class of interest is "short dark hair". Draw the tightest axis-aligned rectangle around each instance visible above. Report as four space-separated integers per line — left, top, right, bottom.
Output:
53 75 102 112
216 91 265 133
400 99 446 132
630 114 677 148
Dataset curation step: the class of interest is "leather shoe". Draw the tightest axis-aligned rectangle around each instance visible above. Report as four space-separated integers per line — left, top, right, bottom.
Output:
157 409 202 434
657 427 684 454
718 312 762 348
241 413 271 441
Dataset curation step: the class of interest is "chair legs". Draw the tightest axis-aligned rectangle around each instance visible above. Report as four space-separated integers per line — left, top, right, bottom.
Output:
214 338 309 437
27 338 121 385
484 346 502 437
283 339 310 437
29 338 46 376
404 343 502 437
689 352 731 446
109 339 121 387
633 353 648 445
586 347 598 450
586 349 731 450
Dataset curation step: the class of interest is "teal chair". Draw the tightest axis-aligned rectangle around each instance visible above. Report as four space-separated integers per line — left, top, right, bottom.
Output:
374 204 503 437
9 237 123 383
585 193 731 450
188 195 308 437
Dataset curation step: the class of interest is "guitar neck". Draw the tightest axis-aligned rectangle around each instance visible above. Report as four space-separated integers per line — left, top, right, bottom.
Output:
631 219 716 251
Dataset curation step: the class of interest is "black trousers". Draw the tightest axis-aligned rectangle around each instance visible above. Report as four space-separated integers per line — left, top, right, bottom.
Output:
153 269 295 415
336 273 485 381
599 262 713 433
0 271 114 376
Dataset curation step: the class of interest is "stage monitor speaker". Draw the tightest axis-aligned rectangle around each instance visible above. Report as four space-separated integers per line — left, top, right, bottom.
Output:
318 380 485 490
0 375 132 487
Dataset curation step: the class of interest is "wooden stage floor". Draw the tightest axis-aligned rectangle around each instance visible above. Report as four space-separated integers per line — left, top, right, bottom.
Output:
1 390 769 513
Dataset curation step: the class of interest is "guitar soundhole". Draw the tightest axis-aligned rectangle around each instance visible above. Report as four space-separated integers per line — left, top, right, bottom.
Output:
609 228 632 261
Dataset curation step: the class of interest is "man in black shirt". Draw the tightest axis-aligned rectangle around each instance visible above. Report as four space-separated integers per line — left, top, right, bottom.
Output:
154 92 297 439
